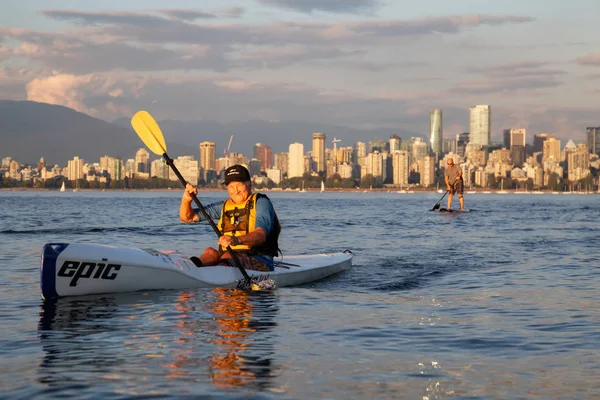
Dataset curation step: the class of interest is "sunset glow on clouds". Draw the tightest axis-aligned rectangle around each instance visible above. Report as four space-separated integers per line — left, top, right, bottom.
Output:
1 0 599 142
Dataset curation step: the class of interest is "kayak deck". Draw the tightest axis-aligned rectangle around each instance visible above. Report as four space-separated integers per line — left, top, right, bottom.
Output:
40 243 353 300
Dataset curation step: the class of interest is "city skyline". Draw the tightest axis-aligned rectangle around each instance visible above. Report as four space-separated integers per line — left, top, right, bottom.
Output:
3 118 600 169
3 121 599 192
1 1 600 144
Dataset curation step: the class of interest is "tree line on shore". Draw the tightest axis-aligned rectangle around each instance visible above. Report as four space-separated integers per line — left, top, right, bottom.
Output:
1 170 597 192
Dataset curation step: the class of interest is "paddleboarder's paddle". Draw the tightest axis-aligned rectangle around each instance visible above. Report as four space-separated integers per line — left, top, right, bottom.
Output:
431 179 457 211
131 110 262 291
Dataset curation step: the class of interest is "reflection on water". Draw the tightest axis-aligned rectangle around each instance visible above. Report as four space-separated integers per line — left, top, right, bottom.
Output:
208 289 277 390
4 192 598 398
37 289 279 396
37 296 125 387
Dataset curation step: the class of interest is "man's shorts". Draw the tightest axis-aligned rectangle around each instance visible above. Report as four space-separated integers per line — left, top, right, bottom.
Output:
451 180 464 196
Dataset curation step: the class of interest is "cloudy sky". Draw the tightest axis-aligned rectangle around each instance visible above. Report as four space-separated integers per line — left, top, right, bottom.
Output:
1 0 599 143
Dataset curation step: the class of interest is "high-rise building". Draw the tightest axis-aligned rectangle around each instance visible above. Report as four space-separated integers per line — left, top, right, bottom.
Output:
288 143 304 178
338 163 353 179
266 168 282 184
150 158 169 179
369 139 388 153
254 143 273 171
392 151 410 186
100 156 122 181
199 142 216 181
248 159 261 177
442 139 456 154
567 143 590 182
355 142 367 158
510 129 526 147
503 128 526 148
542 137 561 162
455 132 469 157
587 127 600 155
330 138 341 176
533 133 556 153
135 148 149 174
124 159 136 178
565 143 590 182
412 137 428 162
365 151 385 183
215 157 229 174
275 152 288 176
312 133 326 175
419 156 435 187
504 128 526 167
338 146 354 164
469 105 491 146
9 159 20 180
67 156 84 181
389 135 402 153
171 156 199 185
430 109 443 154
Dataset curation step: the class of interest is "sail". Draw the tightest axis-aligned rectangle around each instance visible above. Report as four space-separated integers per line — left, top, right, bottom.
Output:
321 181 325 192
60 182 66 192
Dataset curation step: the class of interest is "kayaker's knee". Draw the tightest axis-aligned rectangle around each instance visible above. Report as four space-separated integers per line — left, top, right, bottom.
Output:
200 247 220 265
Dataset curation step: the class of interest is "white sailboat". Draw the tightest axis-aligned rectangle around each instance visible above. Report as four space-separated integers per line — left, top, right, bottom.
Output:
300 181 306 193
60 182 66 192
321 181 325 193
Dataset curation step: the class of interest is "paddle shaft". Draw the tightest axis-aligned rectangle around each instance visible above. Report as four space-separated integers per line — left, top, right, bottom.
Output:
162 153 250 281
433 190 449 208
432 178 458 210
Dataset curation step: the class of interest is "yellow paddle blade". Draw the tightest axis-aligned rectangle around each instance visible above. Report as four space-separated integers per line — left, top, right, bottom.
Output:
131 110 167 155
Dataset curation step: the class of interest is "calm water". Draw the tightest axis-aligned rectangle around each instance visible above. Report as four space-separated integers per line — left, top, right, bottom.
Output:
1 190 599 399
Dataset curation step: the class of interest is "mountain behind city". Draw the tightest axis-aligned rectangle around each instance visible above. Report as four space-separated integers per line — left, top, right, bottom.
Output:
1 100 417 166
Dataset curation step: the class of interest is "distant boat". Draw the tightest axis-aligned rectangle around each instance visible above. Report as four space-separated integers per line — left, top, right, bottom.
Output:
60 182 66 192
300 181 306 193
321 181 325 193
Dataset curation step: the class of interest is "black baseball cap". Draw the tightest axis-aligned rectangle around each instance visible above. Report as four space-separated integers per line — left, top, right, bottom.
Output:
222 165 251 185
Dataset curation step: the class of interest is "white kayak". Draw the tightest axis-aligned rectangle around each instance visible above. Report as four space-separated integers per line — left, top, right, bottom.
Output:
40 242 353 300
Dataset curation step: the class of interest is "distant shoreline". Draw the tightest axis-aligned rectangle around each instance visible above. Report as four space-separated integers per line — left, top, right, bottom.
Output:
1 187 597 194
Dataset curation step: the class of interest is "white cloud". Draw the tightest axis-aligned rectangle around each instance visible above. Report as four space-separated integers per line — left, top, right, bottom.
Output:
26 74 98 114
0 6 596 142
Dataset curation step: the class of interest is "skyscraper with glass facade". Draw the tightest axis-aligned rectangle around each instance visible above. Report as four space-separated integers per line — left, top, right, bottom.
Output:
469 105 491 146
430 109 442 154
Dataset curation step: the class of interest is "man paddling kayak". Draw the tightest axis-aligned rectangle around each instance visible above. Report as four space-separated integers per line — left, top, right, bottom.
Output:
444 158 465 211
180 165 281 271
